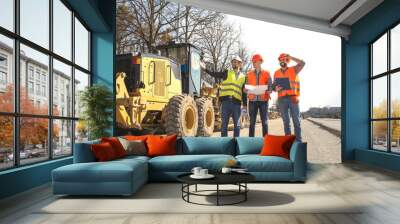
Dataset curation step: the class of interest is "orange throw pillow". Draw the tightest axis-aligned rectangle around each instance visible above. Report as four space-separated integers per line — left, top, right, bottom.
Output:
101 137 126 158
260 135 296 159
91 142 117 162
124 135 149 141
146 134 177 157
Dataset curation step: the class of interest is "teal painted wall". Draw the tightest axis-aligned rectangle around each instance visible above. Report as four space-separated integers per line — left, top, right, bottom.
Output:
0 0 116 200
344 0 400 171
0 158 72 199
91 0 116 135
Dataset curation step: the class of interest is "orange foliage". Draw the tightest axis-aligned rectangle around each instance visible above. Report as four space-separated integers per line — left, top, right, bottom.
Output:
0 84 59 150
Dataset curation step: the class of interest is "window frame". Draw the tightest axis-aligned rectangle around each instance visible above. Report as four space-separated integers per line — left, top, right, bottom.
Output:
0 0 92 171
370 21 400 154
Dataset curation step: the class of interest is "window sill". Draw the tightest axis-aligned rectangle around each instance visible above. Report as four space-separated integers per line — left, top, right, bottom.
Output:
0 156 72 176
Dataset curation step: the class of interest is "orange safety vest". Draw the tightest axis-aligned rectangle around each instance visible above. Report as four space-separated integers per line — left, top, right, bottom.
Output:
274 67 300 98
246 69 271 101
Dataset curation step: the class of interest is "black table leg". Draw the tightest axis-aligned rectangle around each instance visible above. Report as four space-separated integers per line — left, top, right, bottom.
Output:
216 184 219 206
245 183 247 201
195 184 198 192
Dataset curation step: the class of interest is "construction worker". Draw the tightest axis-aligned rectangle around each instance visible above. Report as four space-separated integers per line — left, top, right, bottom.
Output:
245 54 272 137
200 56 246 137
273 54 305 142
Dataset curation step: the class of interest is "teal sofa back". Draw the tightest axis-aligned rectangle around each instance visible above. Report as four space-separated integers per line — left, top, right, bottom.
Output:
235 137 263 155
179 137 235 155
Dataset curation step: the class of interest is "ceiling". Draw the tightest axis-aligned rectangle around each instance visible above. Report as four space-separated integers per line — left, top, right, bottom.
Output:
170 0 384 38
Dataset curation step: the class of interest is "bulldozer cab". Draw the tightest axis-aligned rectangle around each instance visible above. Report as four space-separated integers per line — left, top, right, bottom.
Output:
157 43 202 96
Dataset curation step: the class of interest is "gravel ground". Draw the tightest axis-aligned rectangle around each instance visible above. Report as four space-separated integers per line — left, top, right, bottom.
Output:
213 118 342 164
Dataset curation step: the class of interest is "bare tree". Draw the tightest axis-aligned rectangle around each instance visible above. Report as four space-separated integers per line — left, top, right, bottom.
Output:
198 16 242 72
169 4 220 45
236 39 252 72
116 0 184 53
116 0 250 74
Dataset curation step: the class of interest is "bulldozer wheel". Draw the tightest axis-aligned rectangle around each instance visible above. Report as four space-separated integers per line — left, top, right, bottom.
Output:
196 98 215 136
164 94 198 137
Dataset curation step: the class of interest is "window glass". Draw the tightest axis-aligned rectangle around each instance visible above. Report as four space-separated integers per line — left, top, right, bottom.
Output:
0 116 13 170
372 121 388 151
0 35 14 112
53 59 72 117
74 69 89 118
20 0 49 49
53 0 72 60
53 119 72 157
74 18 89 70
391 24 400 70
75 120 88 143
19 117 49 165
391 120 400 153
372 77 387 119
20 44 49 115
391 72 400 118
372 33 387 76
0 0 14 31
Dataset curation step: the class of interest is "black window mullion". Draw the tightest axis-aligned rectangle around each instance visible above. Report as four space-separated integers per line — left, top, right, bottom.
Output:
48 0 54 160
13 0 20 167
387 30 391 152
71 9 76 153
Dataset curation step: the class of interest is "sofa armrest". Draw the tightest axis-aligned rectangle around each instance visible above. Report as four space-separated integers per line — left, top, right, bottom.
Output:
73 141 99 163
289 141 307 181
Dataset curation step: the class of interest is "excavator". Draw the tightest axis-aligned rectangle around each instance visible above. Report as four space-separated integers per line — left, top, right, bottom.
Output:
116 43 222 136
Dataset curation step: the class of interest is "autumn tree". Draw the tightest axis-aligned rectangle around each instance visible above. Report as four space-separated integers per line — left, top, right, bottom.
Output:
0 85 59 152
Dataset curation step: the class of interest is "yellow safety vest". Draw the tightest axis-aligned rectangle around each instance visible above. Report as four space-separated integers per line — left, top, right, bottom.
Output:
220 70 246 101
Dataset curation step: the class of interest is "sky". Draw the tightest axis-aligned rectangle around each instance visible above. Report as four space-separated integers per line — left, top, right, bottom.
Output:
227 15 342 112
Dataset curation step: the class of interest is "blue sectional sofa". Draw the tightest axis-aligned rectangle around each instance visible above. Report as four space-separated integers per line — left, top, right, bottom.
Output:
52 137 307 196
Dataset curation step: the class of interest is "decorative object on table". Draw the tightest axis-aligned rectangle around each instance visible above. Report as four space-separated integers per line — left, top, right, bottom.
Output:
79 84 113 140
190 167 214 179
225 159 238 167
222 167 248 174
221 167 232 173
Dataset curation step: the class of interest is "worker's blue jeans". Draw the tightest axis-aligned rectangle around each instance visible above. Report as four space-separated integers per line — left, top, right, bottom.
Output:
221 100 241 137
278 96 302 142
248 101 269 137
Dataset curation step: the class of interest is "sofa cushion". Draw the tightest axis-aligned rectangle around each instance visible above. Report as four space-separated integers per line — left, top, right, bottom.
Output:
147 134 177 157
180 137 235 155
260 135 296 159
53 158 147 183
149 154 235 172
118 137 147 156
91 142 118 161
236 155 293 172
101 137 127 158
236 137 263 155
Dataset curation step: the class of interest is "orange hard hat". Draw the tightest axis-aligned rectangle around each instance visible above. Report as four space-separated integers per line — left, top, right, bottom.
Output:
278 53 289 62
251 54 263 62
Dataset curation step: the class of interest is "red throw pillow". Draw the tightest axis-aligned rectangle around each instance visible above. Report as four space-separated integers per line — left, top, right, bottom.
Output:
124 135 149 141
91 142 117 162
260 135 296 159
101 137 126 158
146 134 177 157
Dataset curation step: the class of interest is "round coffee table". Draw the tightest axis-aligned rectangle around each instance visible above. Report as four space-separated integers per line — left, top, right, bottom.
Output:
177 173 255 206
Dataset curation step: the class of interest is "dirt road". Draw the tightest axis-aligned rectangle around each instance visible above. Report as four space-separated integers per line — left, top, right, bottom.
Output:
212 118 341 164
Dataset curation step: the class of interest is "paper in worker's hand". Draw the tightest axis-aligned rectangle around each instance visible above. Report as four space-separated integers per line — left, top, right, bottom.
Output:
245 85 269 95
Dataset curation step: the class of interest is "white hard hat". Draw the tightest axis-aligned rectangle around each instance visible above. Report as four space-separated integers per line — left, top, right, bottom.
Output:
231 55 242 63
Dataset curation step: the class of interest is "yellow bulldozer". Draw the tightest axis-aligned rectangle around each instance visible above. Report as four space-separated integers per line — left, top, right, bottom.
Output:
116 43 224 136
